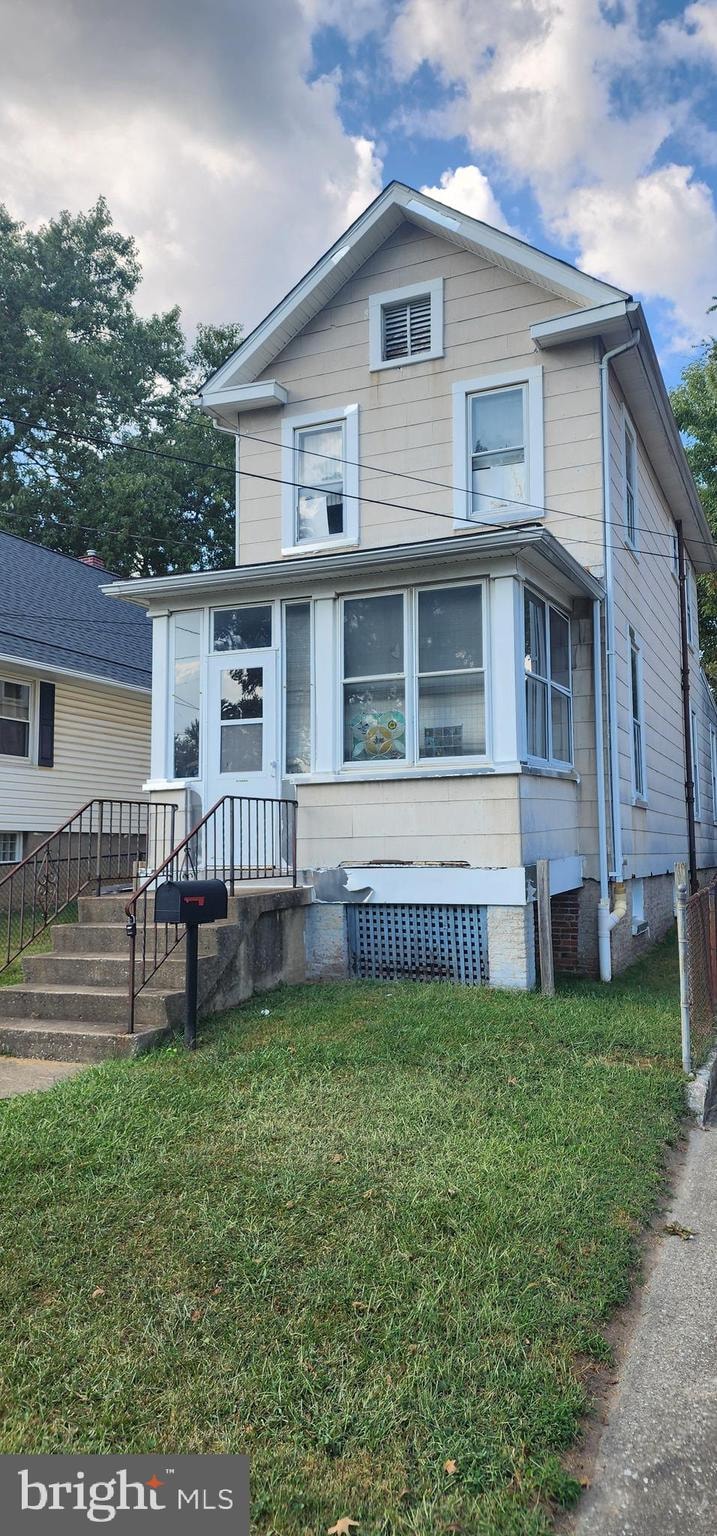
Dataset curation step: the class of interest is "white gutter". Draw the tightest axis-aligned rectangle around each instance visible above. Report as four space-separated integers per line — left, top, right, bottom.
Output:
597 331 639 977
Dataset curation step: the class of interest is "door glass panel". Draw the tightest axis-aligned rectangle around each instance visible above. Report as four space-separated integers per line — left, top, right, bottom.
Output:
220 667 263 720
221 723 263 773
213 606 272 651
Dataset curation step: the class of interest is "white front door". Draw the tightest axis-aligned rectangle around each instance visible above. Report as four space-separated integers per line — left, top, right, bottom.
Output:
207 648 279 812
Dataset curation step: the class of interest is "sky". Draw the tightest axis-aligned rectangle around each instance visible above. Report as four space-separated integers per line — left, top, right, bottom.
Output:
1 0 717 387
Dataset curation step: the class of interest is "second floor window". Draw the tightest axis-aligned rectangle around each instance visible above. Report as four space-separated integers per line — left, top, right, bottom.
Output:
524 593 572 766
295 422 345 544
0 678 30 758
470 385 527 516
624 415 638 548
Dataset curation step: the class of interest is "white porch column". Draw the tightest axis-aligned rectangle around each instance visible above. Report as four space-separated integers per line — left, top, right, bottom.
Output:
149 611 170 781
313 597 336 773
490 575 523 767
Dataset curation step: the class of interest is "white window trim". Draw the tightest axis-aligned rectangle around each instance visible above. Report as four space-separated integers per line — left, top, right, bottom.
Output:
0 673 35 764
523 588 573 770
281 404 359 554
368 278 443 371
339 580 489 773
691 708 701 821
0 831 21 864
629 627 647 806
452 366 544 528
710 724 717 826
622 407 639 555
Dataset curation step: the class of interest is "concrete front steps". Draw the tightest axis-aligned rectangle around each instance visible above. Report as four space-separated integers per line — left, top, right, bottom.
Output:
0 886 311 1062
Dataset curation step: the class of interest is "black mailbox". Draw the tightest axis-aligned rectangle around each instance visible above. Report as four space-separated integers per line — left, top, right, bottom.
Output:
155 879 228 926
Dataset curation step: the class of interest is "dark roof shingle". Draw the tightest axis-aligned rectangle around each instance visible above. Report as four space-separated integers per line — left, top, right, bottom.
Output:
0 533 152 689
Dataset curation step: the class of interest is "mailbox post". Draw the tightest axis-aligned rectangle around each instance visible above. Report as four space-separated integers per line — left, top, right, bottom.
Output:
154 879 228 1050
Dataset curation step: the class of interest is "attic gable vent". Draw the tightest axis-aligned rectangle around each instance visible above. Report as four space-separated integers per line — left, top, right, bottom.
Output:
382 293 432 360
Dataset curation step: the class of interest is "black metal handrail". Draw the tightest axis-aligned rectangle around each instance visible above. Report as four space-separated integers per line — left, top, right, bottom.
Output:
124 793 298 1033
0 799 177 977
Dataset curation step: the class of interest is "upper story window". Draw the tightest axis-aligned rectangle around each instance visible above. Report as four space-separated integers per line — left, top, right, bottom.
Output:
623 412 638 550
368 278 443 371
0 678 30 759
524 592 572 767
629 626 646 802
453 367 544 527
281 405 359 553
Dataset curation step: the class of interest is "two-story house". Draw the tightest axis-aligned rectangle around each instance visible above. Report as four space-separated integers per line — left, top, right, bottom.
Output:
106 181 717 989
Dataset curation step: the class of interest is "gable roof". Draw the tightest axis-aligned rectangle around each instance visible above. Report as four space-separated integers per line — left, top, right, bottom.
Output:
0 533 152 690
199 180 629 403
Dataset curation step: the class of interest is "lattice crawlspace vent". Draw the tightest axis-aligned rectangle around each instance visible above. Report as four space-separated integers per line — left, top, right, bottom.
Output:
347 903 488 985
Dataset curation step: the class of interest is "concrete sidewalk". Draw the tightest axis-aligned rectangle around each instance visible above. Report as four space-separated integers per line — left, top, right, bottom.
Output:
576 1119 717 1535
0 1056 83 1097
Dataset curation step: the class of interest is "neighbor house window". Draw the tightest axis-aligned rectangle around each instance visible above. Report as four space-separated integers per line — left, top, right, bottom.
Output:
0 679 30 759
281 406 359 550
368 278 443 371
343 594 405 763
524 593 572 765
452 368 543 526
710 725 717 824
691 708 701 820
624 414 638 548
417 586 485 758
172 612 201 779
0 832 20 864
629 627 646 801
284 602 312 775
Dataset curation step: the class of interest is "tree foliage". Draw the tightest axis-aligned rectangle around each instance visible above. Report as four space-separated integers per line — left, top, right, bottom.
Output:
671 334 717 681
0 199 241 575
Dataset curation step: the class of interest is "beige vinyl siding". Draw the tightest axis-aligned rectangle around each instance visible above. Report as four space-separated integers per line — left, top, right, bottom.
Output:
238 219 596 565
0 671 151 835
297 775 522 872
606 373 717 875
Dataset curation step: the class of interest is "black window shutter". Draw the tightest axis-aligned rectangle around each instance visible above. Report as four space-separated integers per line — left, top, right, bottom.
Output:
37 681 55 768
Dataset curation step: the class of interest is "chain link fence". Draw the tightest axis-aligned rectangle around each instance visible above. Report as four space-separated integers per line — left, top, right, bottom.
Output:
675 865 717 1071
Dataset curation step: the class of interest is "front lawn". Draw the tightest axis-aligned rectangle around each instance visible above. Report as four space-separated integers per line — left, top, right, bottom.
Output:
0 940 683 1534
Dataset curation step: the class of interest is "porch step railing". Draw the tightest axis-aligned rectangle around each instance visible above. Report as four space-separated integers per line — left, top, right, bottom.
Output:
0 799 177 977
124 793 298 1033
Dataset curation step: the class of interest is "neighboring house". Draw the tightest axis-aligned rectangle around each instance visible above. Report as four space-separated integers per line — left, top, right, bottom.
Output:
0 533 152 868
106 181 717 988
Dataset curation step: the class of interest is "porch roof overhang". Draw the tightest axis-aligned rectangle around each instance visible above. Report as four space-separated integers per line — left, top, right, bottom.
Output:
103 526 605 612
532 300 717 574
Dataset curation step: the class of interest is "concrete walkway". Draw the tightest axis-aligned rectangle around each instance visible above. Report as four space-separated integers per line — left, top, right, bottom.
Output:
0 1056 84 1098
577 1119 717 1535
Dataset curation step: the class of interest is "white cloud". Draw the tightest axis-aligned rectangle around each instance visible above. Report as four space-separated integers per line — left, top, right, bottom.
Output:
387 0 717 343
555 163 717 347
0 0 383 332
420 165 517 234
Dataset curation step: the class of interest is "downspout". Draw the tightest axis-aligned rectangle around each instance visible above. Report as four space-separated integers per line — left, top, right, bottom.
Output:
676 521 699 893
597 330 639 978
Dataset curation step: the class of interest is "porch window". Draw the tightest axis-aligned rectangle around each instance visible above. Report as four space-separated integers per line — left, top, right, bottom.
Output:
417 586 485 757
213 605 272 651
0 678 30 759
629 627 646 802
524 593 572 766
285 602 312 775
172 612 201 779
343 594 406 763
470 385 527 516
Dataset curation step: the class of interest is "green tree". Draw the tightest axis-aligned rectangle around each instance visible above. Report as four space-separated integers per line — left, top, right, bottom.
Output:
0 199 241 575
671 334 717 681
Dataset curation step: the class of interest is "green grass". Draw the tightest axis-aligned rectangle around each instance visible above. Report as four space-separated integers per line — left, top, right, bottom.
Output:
0 939 684 1534
0 902 78 987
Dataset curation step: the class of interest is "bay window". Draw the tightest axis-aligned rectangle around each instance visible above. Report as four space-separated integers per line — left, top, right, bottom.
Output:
417 587 485 757
171 612 201 779
524 592 572 766
343 594 406 763
284 603 312 775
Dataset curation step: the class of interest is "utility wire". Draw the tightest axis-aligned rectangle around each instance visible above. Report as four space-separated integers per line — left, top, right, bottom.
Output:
1 413 714 566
